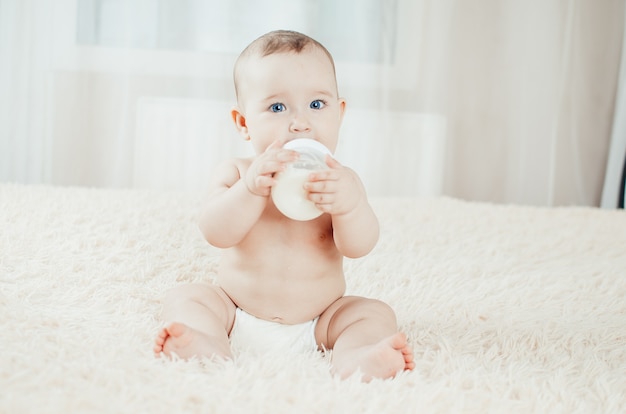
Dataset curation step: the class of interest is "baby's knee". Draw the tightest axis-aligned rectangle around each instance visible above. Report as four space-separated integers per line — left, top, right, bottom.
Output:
361 298 395 318
164 283 213 304
339 296 396 319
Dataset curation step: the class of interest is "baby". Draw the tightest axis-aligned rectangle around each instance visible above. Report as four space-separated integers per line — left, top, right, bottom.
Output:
153 30 414 382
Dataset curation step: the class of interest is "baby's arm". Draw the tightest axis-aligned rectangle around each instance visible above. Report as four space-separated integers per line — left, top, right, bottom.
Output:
305 156 379 258
198 140 298 248
198 160 266 248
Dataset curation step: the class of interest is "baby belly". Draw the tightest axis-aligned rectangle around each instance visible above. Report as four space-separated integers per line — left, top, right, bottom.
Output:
219 270 345 324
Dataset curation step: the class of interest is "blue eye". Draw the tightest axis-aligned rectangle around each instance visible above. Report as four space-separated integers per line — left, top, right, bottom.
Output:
270 103 286 112
310 100 325 110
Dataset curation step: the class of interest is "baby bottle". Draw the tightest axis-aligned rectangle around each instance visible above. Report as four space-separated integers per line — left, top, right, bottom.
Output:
272 138 331 221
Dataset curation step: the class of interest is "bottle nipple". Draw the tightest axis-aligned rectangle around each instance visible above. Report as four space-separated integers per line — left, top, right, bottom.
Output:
271 138 332 221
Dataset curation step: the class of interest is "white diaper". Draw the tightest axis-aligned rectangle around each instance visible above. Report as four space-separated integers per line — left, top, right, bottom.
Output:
229 308 318 355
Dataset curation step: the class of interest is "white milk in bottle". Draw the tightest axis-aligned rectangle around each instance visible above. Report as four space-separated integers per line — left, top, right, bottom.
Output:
272 138 331 221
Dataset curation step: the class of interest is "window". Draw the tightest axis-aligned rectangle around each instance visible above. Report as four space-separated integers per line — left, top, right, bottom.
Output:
76 0 397 63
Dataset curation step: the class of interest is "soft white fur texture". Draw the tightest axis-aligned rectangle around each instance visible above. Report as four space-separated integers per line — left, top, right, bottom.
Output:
1 184 625 413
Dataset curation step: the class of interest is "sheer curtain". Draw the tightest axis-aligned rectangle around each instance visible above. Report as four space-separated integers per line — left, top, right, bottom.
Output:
1 0 624 206
602 3 626 208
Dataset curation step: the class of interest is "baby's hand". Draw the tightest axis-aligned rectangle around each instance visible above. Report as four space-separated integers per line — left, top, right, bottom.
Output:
245 140 298 197
304 156 364 216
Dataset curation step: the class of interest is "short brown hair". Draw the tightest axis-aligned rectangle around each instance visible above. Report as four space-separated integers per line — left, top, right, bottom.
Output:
233 30 336 99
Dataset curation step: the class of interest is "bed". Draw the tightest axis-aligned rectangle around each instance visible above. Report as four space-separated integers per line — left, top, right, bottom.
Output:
1 183 625 413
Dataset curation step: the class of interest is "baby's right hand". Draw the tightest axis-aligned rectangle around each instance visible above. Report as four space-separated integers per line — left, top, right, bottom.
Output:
245 140 298 197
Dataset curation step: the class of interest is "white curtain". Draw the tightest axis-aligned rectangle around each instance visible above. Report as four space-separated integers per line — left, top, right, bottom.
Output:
601 3 626 208
1 0 624 206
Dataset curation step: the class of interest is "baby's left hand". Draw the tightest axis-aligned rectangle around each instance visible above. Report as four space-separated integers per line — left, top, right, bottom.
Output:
304 156 364 216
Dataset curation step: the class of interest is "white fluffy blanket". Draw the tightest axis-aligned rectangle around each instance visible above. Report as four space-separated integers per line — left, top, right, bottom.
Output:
1 184 625 413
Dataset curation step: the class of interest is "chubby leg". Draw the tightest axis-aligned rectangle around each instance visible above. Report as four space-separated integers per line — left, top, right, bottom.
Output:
153 283 236 360
315 296 415 382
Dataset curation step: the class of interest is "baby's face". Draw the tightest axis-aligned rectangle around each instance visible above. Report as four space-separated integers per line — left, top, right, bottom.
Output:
235 46 345 154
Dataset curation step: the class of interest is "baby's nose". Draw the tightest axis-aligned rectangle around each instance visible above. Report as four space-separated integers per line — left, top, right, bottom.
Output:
289 113 311 132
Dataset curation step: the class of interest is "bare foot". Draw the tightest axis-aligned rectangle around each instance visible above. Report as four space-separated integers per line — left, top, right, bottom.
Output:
153 322 232 360
332 332 415 382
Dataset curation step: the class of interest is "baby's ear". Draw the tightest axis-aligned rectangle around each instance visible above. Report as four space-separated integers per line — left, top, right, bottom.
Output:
231 106 250 140
338 98 347 123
